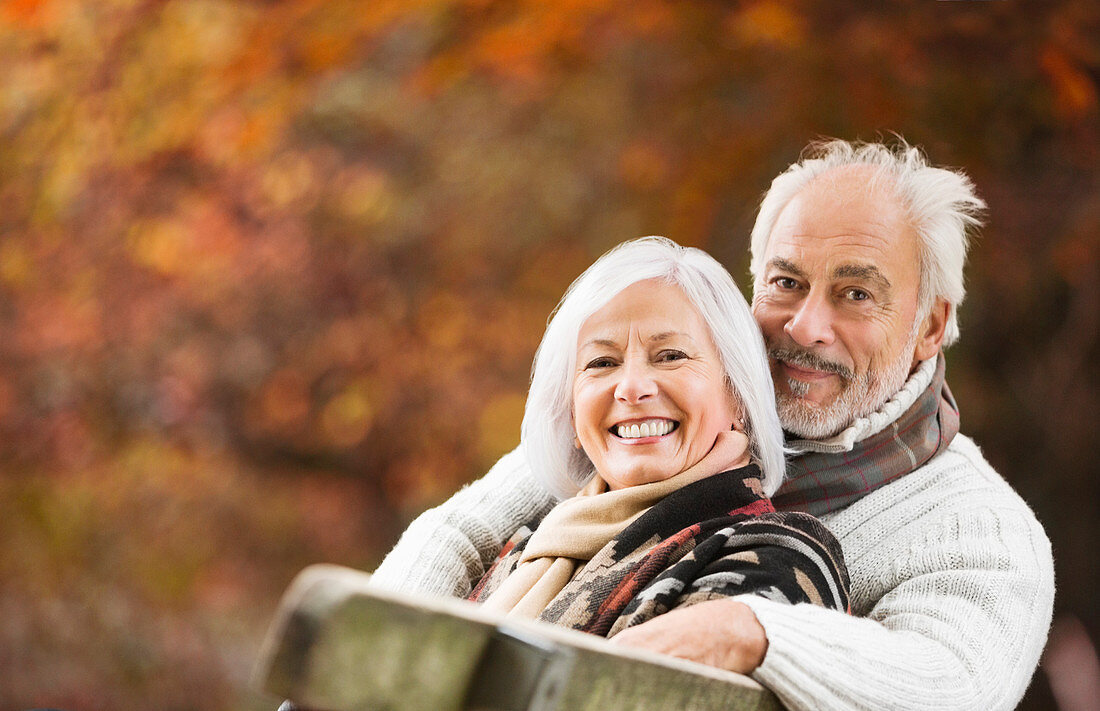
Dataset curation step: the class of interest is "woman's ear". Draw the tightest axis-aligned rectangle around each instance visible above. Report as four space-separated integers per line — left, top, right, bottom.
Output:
729 394 745 432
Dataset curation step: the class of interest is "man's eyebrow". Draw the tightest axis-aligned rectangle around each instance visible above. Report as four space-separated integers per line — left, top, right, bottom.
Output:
832 264 892 291
767 257 893 293
766 257 805 278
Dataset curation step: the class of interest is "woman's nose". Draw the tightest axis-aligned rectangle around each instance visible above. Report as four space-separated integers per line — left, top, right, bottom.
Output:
784 291 836 348
614 359 658 404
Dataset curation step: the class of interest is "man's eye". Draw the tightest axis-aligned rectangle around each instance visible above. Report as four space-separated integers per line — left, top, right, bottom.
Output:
844 288 870 302
656 349 687 362
773 276 799 290
584 357 617 369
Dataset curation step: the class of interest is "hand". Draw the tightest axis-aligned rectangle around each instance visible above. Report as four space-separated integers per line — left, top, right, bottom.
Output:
608 598 768 675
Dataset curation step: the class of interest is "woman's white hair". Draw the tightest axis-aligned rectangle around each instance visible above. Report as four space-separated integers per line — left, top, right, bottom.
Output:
749 139 986 346
522 236 786 500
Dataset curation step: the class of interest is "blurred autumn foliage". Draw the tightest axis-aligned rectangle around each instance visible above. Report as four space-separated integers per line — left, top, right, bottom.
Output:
0 1 1096 709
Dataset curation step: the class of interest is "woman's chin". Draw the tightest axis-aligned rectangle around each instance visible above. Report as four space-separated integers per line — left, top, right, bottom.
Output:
601 465 679 490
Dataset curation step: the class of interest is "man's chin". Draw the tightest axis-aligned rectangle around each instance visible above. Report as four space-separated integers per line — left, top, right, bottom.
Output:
774 344 918 440
777 400 850 439
776 377 900 440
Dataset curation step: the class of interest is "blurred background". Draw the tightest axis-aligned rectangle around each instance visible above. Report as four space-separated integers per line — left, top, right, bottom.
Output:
0 1 1097 709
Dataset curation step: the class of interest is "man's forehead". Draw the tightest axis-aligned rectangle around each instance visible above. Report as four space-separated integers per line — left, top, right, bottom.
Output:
762 172 920 276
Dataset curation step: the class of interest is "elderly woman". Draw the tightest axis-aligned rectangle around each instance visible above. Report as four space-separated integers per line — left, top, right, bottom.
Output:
271 237 849 711
465 236 848 637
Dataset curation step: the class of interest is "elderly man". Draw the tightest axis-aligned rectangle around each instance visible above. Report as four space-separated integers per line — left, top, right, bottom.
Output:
368 140 1055 711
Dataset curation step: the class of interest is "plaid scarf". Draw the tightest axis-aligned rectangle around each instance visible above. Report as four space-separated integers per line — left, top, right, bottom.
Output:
772 354 960 516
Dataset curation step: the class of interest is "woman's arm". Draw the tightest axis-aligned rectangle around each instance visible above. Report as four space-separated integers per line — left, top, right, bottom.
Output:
609 512 850 639
684 513 850 612
368 446 556 597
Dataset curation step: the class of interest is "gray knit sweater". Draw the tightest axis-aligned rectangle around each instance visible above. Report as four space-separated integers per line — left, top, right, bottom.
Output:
370 370 1054 711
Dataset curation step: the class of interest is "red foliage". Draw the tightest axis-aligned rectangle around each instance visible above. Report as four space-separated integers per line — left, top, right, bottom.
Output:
0 1 1096 709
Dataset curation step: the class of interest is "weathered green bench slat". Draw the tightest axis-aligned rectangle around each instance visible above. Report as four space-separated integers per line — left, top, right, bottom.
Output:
255 565 781 711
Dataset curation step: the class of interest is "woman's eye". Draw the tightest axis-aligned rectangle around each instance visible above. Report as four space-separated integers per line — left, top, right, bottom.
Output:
584 357 617 369
656 349 687 362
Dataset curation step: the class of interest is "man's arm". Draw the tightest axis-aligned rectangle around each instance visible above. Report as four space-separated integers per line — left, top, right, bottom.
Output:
611 456 1055 711
369 446 556 597
741 526 1051 711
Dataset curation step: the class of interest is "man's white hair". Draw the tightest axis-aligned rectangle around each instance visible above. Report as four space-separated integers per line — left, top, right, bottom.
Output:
749 139 987 345
523 236 787 499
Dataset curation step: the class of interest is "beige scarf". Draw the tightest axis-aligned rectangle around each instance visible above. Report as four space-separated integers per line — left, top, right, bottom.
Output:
481 430 751 619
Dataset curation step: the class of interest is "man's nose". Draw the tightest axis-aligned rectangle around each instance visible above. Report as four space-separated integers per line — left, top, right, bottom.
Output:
784 291 836 347
614 359 658 404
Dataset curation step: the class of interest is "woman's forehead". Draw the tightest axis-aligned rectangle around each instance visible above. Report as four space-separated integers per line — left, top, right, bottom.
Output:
576 280 709 346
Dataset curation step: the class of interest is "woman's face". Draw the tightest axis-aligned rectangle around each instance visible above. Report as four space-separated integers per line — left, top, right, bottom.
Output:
572 279 741 489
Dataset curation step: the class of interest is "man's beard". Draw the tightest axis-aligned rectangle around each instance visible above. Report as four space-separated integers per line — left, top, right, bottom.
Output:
769 329 917 439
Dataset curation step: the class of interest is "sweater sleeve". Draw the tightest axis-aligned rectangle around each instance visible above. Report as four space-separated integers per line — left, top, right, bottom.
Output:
368 446 556 597
738 481 1054 711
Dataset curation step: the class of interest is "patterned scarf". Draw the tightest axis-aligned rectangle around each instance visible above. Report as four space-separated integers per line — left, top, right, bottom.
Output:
480 430 751 619
772 354 960 516
470 467 850 637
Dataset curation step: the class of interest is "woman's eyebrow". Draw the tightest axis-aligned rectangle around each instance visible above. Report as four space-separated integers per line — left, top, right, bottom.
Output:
579 331 693 349
649 331 694 344
578 337 619 350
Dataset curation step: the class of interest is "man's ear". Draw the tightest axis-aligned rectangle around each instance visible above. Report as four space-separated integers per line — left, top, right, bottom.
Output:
913 298 950 364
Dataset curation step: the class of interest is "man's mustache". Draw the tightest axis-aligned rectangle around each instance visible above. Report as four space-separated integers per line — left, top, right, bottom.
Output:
768 347 855 381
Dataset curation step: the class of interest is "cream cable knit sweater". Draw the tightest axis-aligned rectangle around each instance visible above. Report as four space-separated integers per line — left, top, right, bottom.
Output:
369 373 1054 711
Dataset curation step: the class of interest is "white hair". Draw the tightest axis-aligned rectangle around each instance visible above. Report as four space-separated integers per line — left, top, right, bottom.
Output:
749 139 986 346
522 236 786 500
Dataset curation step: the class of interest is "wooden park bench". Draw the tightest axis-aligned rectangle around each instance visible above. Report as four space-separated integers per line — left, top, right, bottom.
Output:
254 564 782 711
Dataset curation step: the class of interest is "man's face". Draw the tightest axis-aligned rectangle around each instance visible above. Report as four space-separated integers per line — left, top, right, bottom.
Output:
751 167 933 439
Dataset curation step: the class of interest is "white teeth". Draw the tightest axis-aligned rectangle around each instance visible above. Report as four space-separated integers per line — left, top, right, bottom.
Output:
616 419 673 439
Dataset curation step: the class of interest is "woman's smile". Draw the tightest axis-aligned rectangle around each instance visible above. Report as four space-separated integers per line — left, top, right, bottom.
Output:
610 418 679 441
